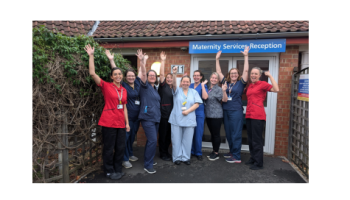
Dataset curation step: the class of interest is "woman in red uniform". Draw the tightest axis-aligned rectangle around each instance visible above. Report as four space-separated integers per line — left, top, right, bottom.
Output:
245 67 279 170
84 44 130 179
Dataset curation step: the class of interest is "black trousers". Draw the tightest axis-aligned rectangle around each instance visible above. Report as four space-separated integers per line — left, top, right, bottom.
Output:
102 126 126 174
158 117 171 157
246 119 265 167
206 118 223 152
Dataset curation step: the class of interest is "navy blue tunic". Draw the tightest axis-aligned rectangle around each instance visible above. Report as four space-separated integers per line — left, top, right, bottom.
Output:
138 80 161 123
122 77 141 121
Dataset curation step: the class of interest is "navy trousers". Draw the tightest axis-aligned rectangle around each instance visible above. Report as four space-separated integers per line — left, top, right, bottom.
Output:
191 115 205 156
141 120 159 169
123 119 140 161
246 118 265 167
223 109 244 160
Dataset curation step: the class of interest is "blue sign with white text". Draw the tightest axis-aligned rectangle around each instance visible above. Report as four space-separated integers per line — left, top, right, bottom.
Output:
189 39 286 54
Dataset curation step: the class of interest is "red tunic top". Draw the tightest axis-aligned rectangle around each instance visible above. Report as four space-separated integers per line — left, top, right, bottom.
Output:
245 81 273 121
97 79 127 128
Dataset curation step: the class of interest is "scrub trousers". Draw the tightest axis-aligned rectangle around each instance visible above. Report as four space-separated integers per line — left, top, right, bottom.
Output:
223 109 244 160
246 118 265 167
102 126 126 174
158 117 171 158
123 119 140 161
171 124 194 162
141 120 159 169
191 115 205 156
206 118 223 152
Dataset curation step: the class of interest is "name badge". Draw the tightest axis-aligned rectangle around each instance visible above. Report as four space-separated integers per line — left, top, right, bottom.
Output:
228 97 232 101
117 105 123 109
135 100 140 105
181 106 186 111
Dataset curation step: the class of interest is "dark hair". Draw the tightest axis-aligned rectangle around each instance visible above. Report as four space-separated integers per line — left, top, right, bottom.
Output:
193 70 205 83
181 75 191 83
147 69 159 85
111 67 123 76
225 68 242 83
123 69 137 83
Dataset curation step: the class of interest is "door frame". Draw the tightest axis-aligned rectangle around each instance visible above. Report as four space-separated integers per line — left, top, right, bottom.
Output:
190 53 279 154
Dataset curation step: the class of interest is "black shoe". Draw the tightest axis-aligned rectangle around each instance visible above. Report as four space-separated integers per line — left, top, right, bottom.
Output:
245 158 255 166
207 151 219 161
160 156 171 161
249 164 263 170
174 160 181 165
110 172 125 180
197 155 203 161
183 160 191 165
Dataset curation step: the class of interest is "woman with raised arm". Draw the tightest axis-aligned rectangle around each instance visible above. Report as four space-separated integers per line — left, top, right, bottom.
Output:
216 47 249 164
84 44 129 180
168 67 203 165
245 68 279 170
189 70 208 161
137 49 161 174
106 49 142 169
157 51 173 161
205 72 224 161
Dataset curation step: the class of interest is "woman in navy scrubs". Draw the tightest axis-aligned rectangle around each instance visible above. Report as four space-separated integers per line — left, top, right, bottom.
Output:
189 70 208 161
106 50 141 169
137 49 161 174
158 51 173 161
216 47 250 164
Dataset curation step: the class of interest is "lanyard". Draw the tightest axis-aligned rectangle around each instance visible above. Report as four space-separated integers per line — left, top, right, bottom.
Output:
181 89 188 106
228 82 236 97
113 85 123 104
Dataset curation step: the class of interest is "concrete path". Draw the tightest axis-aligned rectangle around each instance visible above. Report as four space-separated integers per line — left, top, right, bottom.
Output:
82 146 306 183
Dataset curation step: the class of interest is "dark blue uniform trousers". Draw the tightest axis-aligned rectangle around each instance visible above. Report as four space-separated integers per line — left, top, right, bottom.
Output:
223 109 244 160
141 120 159 169
191 115 205 156
123 119 140 161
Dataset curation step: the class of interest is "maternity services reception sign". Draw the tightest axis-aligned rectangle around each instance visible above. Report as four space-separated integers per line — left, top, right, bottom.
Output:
189 39 286 54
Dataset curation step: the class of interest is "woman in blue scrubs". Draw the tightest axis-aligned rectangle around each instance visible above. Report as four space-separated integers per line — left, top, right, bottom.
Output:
168 67 203 165
137 49 161 174
216 47 250 164
189 70 208 161
106 50 142 169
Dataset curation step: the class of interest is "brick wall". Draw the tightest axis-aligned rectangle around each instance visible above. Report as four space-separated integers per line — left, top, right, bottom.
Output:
135 48 191 146
274 46 299 156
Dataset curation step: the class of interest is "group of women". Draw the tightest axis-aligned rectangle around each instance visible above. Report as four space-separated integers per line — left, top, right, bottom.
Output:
84 44 279 180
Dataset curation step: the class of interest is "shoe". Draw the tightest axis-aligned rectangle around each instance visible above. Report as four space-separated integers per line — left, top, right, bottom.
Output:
160 156 171 161
183 160 191 165
174 160 181 165
144 167 156 174
245 158 255 166
249 164 263 170
110 172 125 180
207 151 219 161
197 155 203 161
129 156 138 162
153 161 157 166
223 152 233 158
122 161 132 168
225 156 241 163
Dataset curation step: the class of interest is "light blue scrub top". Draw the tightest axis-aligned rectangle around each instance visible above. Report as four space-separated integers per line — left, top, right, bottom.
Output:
168 87 203 127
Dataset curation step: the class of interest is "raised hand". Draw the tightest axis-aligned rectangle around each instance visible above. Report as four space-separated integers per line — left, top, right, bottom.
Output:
173 66 178 74
216 51 222 60
241 46 250 56
160 51 166 61
264 71 271 77
202 79 208 85
222 81 228 91
84 44 94 56
135 49 145 60
105 50 114 60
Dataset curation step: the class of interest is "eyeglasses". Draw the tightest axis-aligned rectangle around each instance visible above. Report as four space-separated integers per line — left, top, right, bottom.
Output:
230 73 238 75
127 75 135 78
148 75 156 77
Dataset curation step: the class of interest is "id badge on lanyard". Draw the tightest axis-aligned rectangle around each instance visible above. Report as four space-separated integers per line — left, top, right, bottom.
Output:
228 82 234 101
113 86 124 109
181 90 187 111
135 97 140 105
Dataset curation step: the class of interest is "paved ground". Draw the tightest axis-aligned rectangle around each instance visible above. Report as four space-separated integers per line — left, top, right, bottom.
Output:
82 146 306 183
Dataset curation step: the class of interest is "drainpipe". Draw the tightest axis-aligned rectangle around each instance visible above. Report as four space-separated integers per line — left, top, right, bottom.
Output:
88 21 100 36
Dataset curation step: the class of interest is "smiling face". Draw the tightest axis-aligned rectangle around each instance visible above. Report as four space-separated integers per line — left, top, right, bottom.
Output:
126 71 136 84
147 71 157 84
210 73 219 86
229 68 239 82
181 77 191 89
166 74 173 85
111 69 123 84
193 71 202 84
250 69 261 83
